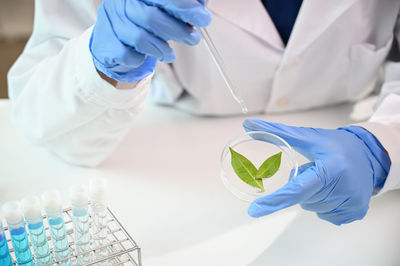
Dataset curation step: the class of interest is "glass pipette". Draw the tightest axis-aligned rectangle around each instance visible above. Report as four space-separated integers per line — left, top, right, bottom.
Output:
199 27 249 114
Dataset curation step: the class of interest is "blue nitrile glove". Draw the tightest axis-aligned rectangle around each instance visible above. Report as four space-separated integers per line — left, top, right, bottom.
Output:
90 0 212 83
243 119 391 225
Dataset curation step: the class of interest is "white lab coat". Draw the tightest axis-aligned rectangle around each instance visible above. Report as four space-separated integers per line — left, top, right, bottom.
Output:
7 0 400 194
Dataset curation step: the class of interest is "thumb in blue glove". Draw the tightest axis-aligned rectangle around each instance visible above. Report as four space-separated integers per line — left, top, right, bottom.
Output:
90 0 212 83
243 119 391 225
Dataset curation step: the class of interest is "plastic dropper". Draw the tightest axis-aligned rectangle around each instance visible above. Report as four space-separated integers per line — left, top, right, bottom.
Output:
188 1 248 114
199 27 249 114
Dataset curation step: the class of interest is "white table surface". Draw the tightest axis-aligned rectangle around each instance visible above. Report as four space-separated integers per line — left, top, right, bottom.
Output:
0 99 399 266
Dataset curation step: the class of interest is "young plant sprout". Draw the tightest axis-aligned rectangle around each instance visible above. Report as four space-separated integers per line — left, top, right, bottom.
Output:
229 147 282 191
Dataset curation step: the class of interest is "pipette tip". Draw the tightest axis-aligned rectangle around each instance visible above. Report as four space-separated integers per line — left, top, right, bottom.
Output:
239 101 249 114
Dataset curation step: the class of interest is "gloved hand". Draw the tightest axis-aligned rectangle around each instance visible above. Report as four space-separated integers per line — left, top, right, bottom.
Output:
90 0 212 83
243 119 391 225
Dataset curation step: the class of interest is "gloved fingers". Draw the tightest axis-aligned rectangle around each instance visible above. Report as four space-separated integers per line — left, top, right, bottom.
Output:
289 162 314 181
114 23 175 63
91 39 147 70
243 119 323 159
142 0 212 27
126 0 202 45
91 11 147 68
103 2 176 62
301 194 348 213
131 31 176 63
299 170 342 206
317 206 368 226
296 162 315 175
248 166 323 218
102 56 158 83
320 194 369 224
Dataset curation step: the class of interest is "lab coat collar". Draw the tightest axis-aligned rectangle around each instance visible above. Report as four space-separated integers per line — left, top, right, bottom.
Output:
208 0 285 51
208 0 359 55
285 0 359 56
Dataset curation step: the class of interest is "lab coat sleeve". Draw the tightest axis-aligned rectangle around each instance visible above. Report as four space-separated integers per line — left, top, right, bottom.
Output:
7 1 152 167
355 15 400 194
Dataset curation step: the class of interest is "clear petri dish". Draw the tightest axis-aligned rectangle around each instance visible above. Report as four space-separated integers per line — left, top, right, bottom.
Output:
220 131 299 202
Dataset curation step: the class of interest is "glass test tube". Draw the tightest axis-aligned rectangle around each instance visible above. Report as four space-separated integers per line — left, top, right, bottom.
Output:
2 201 34 266
21 196 52 265
0 220 13 266
42 190 72 266
89 178 110 263
70 185 91 265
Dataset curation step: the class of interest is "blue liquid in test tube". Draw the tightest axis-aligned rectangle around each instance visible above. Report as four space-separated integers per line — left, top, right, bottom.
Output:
42 190 72 266
10 227 34 265
21 196 52 265
0 221 13 266
28 222 52 265
2 201 34 266
49 217 71 264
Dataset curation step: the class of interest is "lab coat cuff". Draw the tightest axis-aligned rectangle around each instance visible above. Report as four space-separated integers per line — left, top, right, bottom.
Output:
74 26 153 109
354 121 400 195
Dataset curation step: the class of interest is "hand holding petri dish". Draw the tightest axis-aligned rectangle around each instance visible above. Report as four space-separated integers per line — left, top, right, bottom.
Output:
220 131 299 202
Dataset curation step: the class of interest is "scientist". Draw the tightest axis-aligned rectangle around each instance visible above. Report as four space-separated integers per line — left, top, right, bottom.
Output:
8 0 400 225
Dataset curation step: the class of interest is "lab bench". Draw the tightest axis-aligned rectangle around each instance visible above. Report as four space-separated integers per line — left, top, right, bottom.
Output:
0 99 399 266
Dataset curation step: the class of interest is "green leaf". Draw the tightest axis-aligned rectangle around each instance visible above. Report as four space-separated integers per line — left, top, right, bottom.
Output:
229 147 264 191
256 152 282 180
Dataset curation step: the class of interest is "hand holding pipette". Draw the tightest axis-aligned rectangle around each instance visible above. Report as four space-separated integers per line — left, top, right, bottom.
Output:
90 0 212 83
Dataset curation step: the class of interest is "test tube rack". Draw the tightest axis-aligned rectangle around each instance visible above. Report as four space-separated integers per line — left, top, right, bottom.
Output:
3 206 142 265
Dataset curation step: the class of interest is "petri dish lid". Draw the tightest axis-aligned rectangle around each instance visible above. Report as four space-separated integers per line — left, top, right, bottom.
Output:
220 131 299 202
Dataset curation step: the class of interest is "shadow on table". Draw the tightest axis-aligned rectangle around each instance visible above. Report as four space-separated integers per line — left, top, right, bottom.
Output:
249 190 400 266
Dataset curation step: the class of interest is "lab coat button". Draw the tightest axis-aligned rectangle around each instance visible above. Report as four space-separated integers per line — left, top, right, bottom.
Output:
283 57 298 68
276 97 289 107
